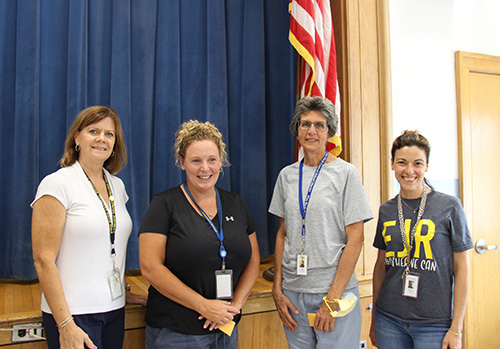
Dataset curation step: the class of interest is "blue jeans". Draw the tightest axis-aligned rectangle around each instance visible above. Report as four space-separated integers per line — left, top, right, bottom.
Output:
145 324 239 349
42 308 124 349
374 310 449 349
282 286 361 349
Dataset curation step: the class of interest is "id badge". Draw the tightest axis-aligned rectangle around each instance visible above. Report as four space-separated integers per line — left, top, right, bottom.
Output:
107 268 124 301
215 269 233 299
297 254 308 275
402 272 420 298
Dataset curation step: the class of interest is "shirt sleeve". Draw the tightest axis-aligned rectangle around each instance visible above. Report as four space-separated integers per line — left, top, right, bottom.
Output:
342 166 374 226
112 175 129 205
449 197 474 252
240 196 258 235
373 211 388 250
268 171 285 218
139 194 172 236
31 172 71 209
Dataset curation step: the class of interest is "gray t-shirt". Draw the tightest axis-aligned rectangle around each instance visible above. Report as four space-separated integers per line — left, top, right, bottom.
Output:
373 191 473 323
269 158 373 293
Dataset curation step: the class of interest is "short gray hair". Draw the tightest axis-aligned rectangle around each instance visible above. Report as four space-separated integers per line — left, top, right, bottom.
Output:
289 96 338 138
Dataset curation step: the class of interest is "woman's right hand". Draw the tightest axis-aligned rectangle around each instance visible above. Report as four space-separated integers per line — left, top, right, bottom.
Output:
198 299 240 330
272 288 299 332
59 321 96 349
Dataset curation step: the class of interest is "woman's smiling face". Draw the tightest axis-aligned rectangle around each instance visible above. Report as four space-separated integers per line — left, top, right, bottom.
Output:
74 117 116 166
392 145 429 198
180 139 222 193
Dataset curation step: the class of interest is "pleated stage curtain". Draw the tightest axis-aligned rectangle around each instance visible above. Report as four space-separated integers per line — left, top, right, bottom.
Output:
0 0 296 279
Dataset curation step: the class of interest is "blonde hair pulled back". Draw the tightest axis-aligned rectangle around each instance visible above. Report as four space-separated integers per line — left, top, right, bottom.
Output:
174 120 230 168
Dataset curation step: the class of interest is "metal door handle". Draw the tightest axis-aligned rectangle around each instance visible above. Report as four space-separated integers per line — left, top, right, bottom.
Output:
475 239 498 254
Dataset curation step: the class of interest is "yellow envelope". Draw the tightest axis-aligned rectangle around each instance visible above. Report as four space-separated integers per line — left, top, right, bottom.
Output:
308 313 317 326
307 292 358 326
219 320 236 336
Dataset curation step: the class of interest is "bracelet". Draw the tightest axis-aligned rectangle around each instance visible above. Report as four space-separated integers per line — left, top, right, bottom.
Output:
57 315 74 330
447 329 462 337
322 296 339 317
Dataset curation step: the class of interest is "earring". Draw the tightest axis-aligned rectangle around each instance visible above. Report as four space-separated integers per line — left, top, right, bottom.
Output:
75 144 80 152
111 151 115 157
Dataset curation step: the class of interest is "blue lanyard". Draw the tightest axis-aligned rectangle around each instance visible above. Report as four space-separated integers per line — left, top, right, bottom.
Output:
299 151 329 241
183 183 227 265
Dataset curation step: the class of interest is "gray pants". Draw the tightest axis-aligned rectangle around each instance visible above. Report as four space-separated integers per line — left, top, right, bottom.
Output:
283 286 361 349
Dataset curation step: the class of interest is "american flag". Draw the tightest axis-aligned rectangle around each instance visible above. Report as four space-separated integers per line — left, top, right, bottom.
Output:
289 0 341 156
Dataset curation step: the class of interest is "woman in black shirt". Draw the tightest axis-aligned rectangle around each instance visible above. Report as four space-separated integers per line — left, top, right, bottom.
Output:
139 120 260 348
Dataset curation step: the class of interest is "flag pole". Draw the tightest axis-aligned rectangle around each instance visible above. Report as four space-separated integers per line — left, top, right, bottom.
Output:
293 55 304 162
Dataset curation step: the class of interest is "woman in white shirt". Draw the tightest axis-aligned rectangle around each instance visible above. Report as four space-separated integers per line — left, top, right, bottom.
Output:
32 106 146 349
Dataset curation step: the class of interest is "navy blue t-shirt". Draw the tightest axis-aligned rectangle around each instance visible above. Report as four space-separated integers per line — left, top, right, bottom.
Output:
373 191 473 324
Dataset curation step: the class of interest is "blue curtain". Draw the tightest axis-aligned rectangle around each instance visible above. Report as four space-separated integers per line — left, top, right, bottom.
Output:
0 0 296 280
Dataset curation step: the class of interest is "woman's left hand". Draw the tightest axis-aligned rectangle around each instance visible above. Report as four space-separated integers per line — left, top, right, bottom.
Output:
126 291 148 306
314 302 336 332
442 332 462 349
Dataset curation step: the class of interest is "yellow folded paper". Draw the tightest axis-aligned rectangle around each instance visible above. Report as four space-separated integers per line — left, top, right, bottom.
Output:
219 320 236 336
308 313 317 326
307 292 358 326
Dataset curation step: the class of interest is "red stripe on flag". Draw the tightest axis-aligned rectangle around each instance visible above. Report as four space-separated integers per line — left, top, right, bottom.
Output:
289 0 342 156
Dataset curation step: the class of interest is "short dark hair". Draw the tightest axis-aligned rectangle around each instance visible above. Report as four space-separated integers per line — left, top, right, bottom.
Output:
391 130 433 189
391 130 431 163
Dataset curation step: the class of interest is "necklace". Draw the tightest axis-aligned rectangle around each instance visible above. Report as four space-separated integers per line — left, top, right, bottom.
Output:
401 197 419 214
203 202 216 217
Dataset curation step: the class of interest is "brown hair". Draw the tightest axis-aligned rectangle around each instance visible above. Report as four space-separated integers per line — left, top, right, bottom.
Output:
174 120 229 168
60 106 127 174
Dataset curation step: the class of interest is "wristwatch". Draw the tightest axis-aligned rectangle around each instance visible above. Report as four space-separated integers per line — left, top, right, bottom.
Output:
125 283 131 292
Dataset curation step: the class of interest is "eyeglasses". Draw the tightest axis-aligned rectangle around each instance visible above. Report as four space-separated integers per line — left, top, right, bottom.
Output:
298 120 328 132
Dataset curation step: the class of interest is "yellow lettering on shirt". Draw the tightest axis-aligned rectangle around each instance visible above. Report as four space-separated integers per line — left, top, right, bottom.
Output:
414 219 435 259
396 219 412 258
382 221 397 257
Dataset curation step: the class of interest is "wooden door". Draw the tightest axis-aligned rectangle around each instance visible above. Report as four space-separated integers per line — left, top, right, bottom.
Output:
456 51 500 348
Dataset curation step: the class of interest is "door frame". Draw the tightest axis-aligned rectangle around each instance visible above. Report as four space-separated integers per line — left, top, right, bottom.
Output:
455 50 500 347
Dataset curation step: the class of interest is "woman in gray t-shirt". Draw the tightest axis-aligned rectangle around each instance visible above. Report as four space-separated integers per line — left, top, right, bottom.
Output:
269 97 373 349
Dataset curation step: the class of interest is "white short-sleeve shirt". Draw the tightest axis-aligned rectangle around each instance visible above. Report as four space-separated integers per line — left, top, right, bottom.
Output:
32 161 132 314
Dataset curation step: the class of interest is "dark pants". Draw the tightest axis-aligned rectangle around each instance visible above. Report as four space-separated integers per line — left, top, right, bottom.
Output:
42 307 125 349
145 324 239 349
